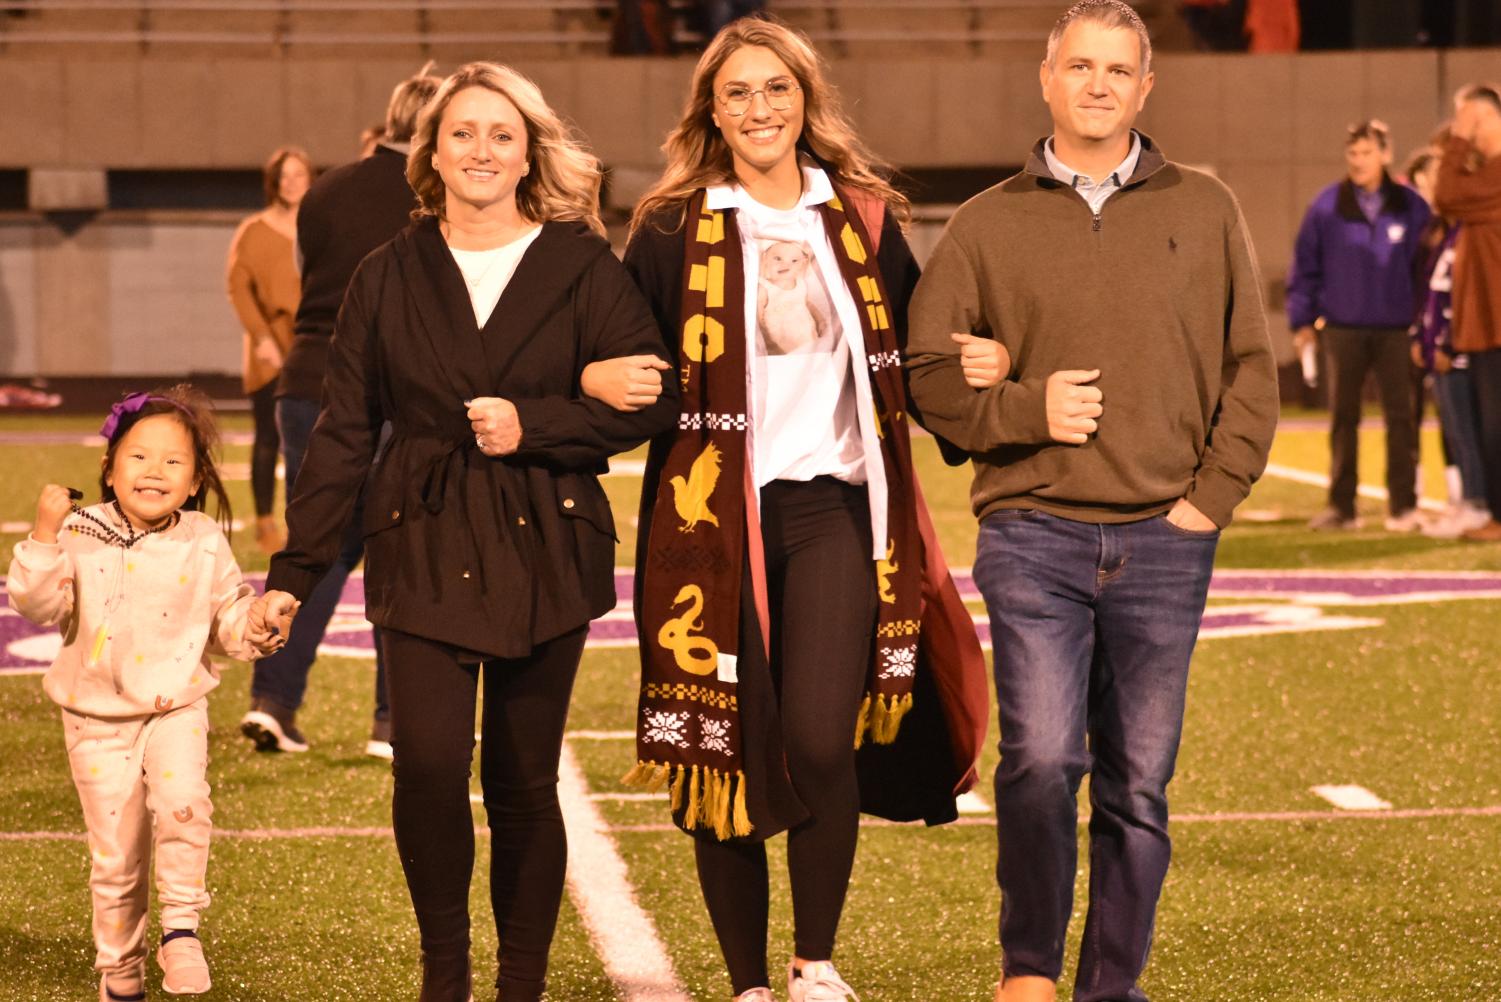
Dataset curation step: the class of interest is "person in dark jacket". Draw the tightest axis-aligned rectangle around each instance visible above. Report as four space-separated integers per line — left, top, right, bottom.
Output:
239 65 441 758
1288 119 1433 532
254 62 677 1002
611 18 987 1002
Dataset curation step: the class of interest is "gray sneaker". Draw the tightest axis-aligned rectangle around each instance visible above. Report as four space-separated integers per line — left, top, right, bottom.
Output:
1308 508 1360 532
240 698 309 753
366 717 393 760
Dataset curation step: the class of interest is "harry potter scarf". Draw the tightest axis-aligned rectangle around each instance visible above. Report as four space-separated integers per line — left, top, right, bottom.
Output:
626 187 925 839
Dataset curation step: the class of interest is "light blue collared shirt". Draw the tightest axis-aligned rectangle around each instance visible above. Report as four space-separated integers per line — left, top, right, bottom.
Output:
1044 131 1142 216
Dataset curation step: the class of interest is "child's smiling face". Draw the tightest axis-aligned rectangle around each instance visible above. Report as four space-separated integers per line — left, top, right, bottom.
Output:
106 414 198 530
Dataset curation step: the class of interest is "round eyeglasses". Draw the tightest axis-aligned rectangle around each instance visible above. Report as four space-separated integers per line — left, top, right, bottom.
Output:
715 77 801 117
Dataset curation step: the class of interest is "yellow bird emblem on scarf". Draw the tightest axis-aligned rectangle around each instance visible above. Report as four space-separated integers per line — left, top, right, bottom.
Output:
670 442 722 533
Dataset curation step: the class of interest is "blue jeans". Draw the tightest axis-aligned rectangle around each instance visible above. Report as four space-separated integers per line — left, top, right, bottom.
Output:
1432 364 1489 506
248 395 388 721
973 509 1218 1002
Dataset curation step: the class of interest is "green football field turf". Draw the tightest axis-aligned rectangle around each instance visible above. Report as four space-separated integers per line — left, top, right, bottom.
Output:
1 412 1498 1001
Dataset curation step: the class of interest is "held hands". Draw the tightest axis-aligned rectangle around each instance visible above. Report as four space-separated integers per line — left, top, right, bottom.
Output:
580 355 672 412
467 397 522 457
1165 498 1217 533
951 333 1011 389
1045 369 1103 445
1292 326 1317 355
33 484 73 544
248 590 300 655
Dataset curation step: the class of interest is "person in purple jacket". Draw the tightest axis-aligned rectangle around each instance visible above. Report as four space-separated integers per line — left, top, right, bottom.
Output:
1289 119 1433 532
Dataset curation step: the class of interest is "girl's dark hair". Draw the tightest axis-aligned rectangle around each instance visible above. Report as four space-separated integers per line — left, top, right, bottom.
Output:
99 384 233 534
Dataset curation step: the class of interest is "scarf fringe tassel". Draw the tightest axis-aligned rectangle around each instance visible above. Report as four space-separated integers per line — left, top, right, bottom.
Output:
621 760 753 839
853 691 914 749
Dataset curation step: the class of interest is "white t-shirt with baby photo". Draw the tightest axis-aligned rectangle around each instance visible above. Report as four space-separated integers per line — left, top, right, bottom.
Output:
705 164 890 559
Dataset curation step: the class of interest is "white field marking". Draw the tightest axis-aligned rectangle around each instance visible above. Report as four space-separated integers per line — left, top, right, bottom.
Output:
1311 785 1393 811
7 802 1501 843
567 729 635 740
591 792 669 802
1262 462 1446 512
1194 602 1385 639
1 521 31 533
556 741 693 1002
604 459 646 477
956 790 991 815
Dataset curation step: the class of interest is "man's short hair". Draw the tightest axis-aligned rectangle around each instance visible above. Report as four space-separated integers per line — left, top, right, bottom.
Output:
1046 0 1152 74
1457 83 1501 113
385 61 443 145
1346 119 1391 151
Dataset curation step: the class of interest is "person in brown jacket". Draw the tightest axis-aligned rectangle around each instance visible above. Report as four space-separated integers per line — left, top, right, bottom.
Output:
906 3 1278 1000
1436 83 1501 541
225 146 313 553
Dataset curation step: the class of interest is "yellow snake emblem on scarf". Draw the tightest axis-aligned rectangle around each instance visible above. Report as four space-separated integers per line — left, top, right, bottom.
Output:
657 584 719 676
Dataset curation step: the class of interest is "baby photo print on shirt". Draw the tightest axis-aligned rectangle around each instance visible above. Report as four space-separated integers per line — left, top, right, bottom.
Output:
756 239 837 355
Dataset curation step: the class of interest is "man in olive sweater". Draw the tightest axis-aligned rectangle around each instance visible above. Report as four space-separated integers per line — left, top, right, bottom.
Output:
905 3 1278 1001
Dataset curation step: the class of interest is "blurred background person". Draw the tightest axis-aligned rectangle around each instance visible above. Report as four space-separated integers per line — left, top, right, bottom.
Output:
1288 120 1431 532
1407 140 1491 538
238 66 439 758
225 145 312 555
1435 83 1501 541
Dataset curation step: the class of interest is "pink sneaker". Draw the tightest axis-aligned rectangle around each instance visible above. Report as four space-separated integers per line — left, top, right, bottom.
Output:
157 934 211 994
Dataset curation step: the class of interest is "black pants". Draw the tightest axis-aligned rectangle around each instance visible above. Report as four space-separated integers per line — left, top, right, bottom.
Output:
694 477 877 995
1322 325 1418 517
1469 347 1501 518
384 625 586 1002
249 381 280 517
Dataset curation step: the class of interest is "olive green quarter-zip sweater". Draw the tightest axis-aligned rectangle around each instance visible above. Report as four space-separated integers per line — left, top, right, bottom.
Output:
906 134 1279 529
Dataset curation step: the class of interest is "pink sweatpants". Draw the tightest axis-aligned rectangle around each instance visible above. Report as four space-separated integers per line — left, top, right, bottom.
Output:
62 698 213 979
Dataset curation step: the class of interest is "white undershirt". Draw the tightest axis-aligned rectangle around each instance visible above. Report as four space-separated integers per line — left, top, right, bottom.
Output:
704 163 890 559
447 225 543 327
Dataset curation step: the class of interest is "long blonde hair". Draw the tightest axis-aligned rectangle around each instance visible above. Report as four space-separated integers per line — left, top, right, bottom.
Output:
630 17 909 236
408 62 605 236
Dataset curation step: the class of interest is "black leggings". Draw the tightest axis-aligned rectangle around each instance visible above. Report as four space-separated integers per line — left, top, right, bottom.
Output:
383 625 586 1002
249 382 280 517
695 477 877 994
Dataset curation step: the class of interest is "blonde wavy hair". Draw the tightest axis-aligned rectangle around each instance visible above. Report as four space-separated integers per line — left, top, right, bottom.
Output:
408 62 604 236
630 16 909 236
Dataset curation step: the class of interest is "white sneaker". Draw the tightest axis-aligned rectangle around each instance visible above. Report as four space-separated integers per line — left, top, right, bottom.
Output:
788 961 860 1002
1383 509 1426 533
735 990 777 1002
1457 500 1493 533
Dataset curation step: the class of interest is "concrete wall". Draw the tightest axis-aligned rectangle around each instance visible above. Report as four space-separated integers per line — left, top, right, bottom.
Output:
1 47 1497 377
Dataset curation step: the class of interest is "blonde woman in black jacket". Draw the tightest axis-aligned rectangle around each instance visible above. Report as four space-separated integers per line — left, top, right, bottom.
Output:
255 63 676 1002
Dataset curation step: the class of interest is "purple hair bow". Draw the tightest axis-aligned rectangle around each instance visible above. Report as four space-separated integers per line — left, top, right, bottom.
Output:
99 392 161 441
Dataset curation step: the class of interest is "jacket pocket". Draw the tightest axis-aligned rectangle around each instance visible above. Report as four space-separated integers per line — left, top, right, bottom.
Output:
556 473 617 542
362 474 408 538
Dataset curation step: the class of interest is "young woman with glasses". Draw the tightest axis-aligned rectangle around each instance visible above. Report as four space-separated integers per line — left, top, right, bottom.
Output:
580 17 990 1002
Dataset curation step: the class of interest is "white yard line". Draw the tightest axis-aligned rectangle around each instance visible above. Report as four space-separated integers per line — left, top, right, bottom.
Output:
556 742 694 1002
1310 784 1393 811
6 802 1499 844
567 729 635 740
1262 462 1446 512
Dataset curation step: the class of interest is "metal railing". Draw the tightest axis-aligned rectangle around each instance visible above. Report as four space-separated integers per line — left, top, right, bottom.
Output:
0 0 1073 51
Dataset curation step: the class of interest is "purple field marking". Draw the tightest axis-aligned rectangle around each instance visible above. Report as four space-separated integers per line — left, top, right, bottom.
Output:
5 567 1500 672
